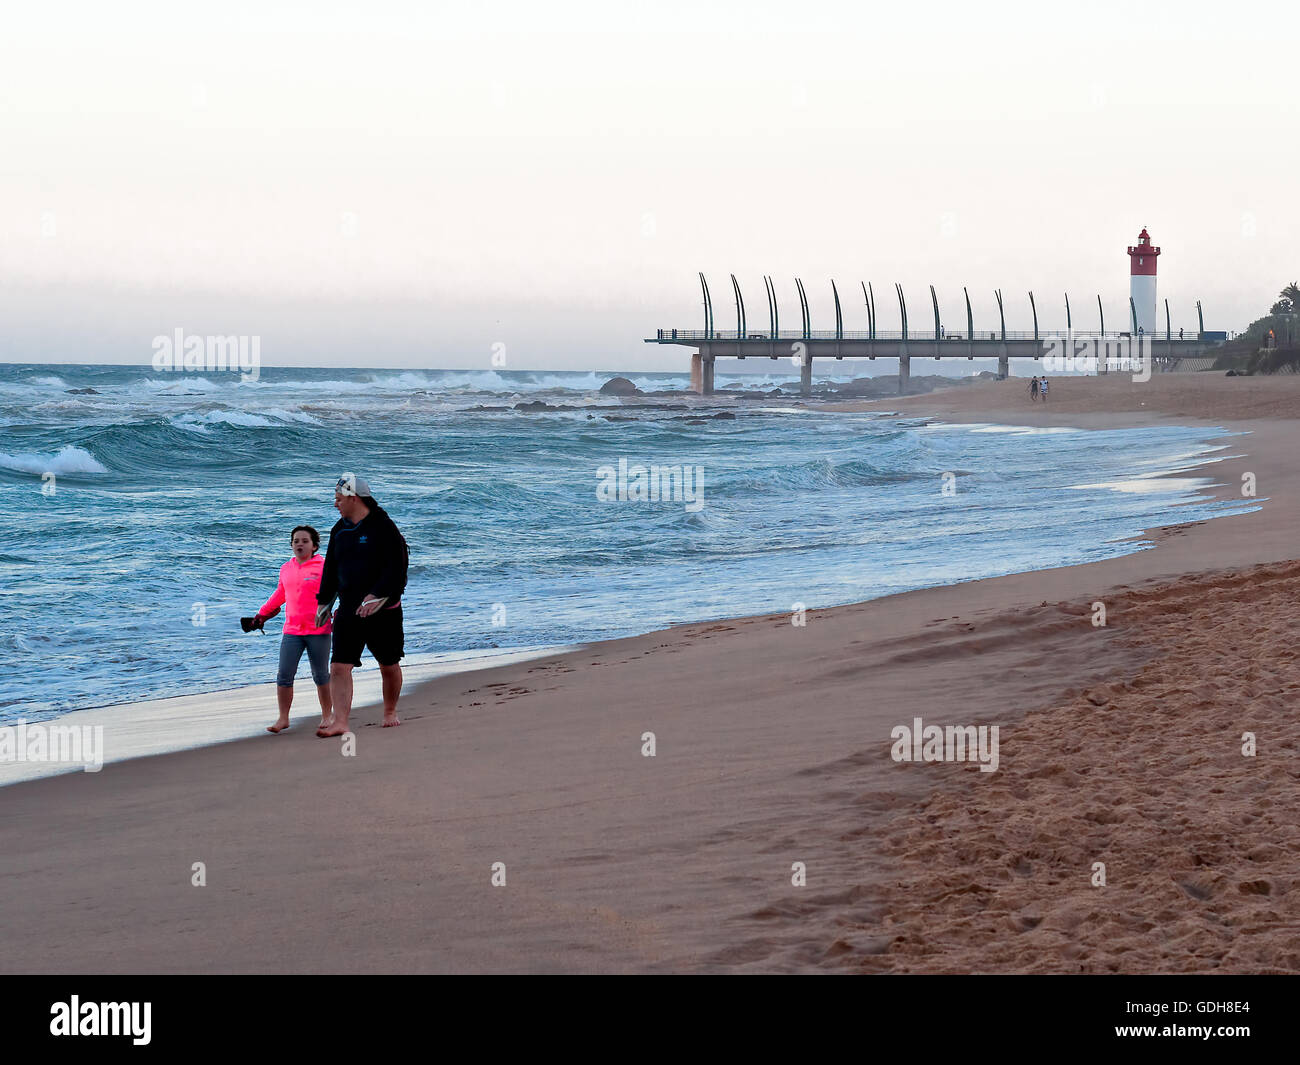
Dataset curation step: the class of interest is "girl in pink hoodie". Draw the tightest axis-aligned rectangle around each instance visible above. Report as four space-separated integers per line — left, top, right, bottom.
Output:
254 525 334 734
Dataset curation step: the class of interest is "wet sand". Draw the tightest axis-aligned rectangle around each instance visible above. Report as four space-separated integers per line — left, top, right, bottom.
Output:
3 372 1297 973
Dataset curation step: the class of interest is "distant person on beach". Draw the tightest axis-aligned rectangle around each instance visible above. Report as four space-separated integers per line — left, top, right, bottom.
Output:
251 525 333 734
315 473 409 736
1039 376 1049 401
1029 377 1039 401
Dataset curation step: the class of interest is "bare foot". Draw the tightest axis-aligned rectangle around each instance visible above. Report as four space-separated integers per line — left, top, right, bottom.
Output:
317 716 334 733
317 721 349 737
267 719 290 734
382 710 401 727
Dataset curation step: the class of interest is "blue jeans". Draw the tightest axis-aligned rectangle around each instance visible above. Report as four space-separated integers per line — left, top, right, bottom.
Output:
277 634 332 688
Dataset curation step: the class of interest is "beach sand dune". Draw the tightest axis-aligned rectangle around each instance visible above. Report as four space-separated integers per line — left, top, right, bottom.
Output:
2 372 1298 973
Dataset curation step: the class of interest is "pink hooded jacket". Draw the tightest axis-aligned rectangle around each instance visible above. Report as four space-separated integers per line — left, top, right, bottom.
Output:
260 555 332 636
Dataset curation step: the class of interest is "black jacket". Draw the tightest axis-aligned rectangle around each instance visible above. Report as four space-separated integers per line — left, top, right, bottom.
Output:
317 505 408 609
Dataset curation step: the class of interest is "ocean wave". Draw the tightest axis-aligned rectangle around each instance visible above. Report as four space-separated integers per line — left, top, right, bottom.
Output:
170 418 211 434
29 399 98 413
969 425 1080 435
232 371 497 394
0 444 108 475
367 370 617 393
235 370 697 396
172 410 275 429
262 407 323 425
27 375 69 388
237 376 372 393
142 376 225 395
722 455 923 493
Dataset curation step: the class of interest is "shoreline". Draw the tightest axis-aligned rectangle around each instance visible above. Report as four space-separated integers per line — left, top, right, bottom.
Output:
3 403 1246 784
3 373 1298 973
0 645 574 788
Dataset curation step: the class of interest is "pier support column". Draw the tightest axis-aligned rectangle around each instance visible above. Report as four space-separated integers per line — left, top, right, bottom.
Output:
691 351 715 395
998 354 1009 379
898 356 910 393
800 352 812 396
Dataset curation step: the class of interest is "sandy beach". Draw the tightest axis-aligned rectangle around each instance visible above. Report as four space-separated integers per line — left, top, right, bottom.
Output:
4 372 1298 974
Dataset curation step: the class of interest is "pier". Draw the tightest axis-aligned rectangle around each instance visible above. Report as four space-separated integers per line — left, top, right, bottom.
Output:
646 275 1227 395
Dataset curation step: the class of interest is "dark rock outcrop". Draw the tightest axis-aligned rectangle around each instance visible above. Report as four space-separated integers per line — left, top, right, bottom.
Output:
599 376 641 396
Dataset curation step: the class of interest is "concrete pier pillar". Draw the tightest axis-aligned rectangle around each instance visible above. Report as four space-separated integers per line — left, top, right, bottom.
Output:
898 356 910 393
690 351 715 395
800 352 812 396
998 354 1009 379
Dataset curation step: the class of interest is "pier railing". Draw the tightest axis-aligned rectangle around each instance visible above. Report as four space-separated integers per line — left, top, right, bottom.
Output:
651 328 1190 343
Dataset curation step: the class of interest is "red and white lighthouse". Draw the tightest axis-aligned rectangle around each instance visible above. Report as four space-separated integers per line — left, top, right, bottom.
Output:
1127 227 1161 335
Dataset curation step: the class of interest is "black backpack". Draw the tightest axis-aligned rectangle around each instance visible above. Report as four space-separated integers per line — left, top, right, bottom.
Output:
397 529 410 596
368 504 410 598
388 514 410 598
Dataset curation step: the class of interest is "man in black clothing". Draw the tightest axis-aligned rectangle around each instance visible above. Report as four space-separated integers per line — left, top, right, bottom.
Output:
315 473 408 736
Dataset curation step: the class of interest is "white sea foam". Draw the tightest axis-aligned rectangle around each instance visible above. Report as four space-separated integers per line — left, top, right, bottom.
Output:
173 409 274 429
970 425 1080 435
142 376 223 395
236 370 693 395
262 407 323 425
0 444 108 475
203 410 272 428
170 418 211 435
1070 476 1214 494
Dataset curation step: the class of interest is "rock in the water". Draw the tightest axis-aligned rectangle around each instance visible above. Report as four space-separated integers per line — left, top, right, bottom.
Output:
672 410 736 421
65 387 100 395
599 376 640 396
514 400 552 412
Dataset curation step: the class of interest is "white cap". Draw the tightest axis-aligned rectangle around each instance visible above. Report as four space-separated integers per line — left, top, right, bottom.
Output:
334 472 371 498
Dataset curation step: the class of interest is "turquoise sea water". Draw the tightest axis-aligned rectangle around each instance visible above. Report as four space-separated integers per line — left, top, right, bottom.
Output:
0 363 1254 721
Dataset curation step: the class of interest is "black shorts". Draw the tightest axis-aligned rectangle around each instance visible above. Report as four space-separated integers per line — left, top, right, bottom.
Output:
331 603 405 668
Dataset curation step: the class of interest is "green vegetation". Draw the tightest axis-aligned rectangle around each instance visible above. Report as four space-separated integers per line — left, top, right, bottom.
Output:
1211 282 1300 372
1269 282 1300 315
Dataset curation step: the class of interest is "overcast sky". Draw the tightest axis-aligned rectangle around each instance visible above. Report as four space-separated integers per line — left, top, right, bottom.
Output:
1 0 1294 370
